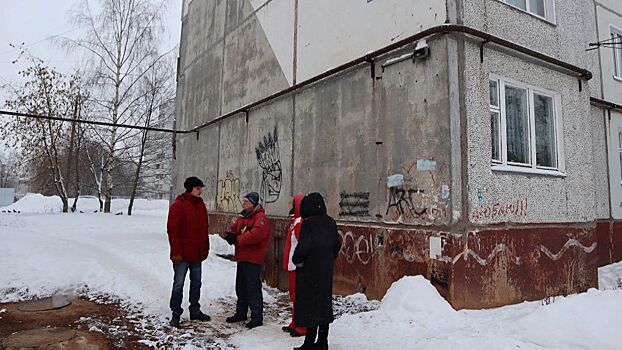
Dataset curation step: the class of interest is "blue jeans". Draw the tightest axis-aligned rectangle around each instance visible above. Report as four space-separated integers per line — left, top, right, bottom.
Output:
170 261 202 316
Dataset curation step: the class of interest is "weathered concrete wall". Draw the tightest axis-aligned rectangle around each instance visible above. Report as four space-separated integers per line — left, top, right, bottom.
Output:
175 35 454 225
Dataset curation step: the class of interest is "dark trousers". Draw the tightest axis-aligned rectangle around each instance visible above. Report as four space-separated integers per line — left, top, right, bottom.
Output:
235 262 263 322
304 324 329 346
170 261 202 316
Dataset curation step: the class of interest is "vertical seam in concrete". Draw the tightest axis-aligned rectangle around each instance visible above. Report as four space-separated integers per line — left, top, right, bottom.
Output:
216 123 222 208
219 0 229 116
292 0 299 85
604 109 613 219
291 94 296 197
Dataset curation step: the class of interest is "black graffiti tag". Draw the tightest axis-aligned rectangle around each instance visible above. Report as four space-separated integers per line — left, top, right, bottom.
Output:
255 126 282 204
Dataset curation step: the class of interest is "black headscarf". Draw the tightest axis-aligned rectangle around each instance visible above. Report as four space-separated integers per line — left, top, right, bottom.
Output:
300 192 327 218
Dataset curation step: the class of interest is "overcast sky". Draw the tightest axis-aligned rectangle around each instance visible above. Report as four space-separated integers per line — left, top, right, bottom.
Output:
0 0 182 105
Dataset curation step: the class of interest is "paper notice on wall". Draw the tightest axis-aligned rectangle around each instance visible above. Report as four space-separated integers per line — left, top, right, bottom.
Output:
417 159 436 171
387 174 404 188
429 236 442 259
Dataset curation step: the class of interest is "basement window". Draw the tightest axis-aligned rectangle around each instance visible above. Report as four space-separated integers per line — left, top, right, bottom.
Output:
498 0 556 24
489 76 565 176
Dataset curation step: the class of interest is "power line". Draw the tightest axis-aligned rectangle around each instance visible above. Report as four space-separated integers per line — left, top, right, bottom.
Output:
0 109 187 135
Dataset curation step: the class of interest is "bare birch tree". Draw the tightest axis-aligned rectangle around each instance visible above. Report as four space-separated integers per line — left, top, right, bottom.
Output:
61 0 170 213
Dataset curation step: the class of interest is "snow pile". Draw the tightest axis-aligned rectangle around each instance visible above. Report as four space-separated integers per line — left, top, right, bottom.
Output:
0 193 169 216
599 261 622 290
379 275 456 321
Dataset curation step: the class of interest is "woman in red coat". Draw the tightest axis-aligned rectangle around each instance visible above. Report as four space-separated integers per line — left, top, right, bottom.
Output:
282 194 306 337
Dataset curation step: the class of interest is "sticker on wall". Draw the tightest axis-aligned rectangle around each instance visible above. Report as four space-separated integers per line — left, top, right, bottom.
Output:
387 174 404 188
416 159 436 171
441 184 450 200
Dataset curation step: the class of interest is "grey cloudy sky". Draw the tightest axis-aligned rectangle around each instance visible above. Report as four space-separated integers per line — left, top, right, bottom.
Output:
0 0 182 104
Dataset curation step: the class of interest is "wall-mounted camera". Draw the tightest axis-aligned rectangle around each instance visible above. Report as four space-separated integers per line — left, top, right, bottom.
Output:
413 39 430 60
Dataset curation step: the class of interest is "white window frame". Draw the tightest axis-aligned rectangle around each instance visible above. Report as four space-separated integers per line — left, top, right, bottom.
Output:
611 25 622 81
497 0 556 24
489 75 565 177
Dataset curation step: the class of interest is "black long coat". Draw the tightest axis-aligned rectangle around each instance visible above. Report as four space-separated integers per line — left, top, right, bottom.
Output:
293 193 341 328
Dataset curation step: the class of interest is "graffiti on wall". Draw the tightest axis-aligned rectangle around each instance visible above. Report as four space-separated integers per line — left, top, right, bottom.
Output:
384 161 449 223
216 170 243 212
338 230 378 265
339 192 370 217
470 198 528 221
255 126 282 204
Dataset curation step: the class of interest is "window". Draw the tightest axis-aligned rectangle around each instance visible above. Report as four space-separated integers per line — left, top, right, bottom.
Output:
612 27 622 80
489 76 563 174
498 0 555 23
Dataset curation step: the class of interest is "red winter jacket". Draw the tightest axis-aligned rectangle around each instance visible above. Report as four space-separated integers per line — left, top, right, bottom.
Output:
283 194 304 271
230 206 270 265
167 193 210 262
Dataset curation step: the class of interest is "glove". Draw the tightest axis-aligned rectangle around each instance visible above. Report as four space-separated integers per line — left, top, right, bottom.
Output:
171 255 183 263
223 232 237 245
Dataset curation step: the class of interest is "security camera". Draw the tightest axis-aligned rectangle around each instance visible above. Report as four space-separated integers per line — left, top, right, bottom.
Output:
413 39 430 60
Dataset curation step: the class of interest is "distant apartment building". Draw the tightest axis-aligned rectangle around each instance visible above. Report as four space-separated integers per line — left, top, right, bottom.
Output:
173 0 622 308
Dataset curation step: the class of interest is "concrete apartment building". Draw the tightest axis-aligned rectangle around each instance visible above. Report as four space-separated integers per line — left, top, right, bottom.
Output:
173 0 622 309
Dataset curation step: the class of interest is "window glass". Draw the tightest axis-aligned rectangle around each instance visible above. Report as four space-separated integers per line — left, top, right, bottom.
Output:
534 93 556 167
491 111 501 161
613 31 622 78
529 0 545 17
489 80 499 107
506 0 527 10
505 85 530 164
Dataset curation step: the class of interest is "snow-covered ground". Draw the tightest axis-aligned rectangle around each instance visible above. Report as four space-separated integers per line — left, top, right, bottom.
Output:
1 194 622 349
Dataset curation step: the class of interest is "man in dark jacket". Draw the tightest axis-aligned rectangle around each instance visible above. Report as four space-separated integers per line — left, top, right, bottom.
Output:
222 192 270 329
167 176 211 328
292 192 341 350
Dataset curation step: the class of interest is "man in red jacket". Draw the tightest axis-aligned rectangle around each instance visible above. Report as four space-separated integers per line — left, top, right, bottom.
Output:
282 194 306 337
222 192 270 329
167 176 211 328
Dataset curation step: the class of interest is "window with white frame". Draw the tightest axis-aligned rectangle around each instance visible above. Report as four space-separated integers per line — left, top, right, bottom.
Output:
489 77 562 172
612 27 622 79
498 0 556 23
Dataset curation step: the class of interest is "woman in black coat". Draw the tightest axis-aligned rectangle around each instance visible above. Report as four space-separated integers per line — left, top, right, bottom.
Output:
292 192 341 350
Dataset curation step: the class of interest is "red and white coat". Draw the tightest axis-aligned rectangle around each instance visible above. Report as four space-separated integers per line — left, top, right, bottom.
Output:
283 194 305 271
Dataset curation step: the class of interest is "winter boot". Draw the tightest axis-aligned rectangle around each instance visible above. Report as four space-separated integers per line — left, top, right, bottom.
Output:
314 342 328 350
169 314 181 328
245 319 263 329
226 314 247 323
190 311 211 321
282 325 293 333
316 324 329 350
293 344 318 350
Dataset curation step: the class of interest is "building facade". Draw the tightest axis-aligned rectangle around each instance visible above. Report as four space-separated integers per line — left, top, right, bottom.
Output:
173 0 622 309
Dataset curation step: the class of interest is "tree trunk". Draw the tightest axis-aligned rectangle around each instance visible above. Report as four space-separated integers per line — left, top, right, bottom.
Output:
128 130 148 216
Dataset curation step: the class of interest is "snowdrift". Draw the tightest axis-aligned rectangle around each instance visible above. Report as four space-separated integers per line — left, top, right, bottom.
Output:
0 193 169 216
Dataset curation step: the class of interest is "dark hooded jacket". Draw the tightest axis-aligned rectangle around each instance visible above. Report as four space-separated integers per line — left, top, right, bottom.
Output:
293 192 341 327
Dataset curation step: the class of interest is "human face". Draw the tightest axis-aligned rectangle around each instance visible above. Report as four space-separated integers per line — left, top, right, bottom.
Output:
190 186 203 197
242 198 254 211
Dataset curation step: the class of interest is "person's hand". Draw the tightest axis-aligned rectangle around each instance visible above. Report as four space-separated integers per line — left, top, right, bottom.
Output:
223 232 237 245
171 255 183 263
